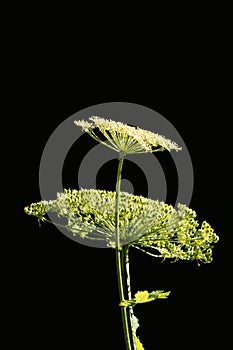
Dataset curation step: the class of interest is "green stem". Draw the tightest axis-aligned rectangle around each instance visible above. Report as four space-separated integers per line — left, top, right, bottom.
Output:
115 156 132 350
123 245 137 350
115 155 124 249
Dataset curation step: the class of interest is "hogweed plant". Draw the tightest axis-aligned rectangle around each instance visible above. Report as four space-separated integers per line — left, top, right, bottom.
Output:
24 116 219 350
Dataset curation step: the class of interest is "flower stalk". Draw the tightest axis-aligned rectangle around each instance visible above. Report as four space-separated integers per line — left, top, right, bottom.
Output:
115 155 135 350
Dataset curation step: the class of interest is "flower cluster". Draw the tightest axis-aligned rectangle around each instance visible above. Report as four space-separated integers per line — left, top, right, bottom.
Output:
74 116 181 155
24 189 219 263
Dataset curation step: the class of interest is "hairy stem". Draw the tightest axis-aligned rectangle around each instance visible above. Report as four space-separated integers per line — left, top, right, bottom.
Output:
115 156 132 350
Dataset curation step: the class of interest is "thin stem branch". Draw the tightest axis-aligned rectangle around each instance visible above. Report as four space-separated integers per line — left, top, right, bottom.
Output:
115 155 124 249
132 244 161 257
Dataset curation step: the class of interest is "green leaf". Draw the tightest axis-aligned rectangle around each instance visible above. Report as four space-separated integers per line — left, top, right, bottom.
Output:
119 290 170 306
135 290 150 303
149 290 171 299
134 336 145 350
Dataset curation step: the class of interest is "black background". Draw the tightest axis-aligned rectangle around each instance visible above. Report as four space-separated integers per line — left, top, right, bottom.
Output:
11 11 231 349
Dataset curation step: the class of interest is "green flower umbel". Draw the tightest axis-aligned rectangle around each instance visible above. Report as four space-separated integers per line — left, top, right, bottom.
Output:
24 189 219 263
74 116 181 155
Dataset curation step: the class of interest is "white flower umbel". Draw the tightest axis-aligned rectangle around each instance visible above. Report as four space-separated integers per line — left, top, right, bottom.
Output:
74 116 181 155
